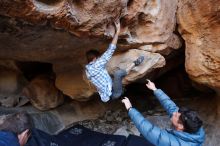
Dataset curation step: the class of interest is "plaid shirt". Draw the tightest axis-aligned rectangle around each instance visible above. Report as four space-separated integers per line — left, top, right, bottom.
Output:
85 44 116 102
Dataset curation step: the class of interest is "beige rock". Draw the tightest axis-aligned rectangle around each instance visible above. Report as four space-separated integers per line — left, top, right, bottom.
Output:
107 49 166 84
0 0 127 37
123 0 181 48
22 75 64 110
0 60 29 107
55 64 96 101
177 0 220 90
0 0 180 48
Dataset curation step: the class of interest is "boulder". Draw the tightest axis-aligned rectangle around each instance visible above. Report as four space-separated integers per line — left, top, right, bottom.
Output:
0 60 29 107
22 75 64 110
107 49 165 84
177 0 220 91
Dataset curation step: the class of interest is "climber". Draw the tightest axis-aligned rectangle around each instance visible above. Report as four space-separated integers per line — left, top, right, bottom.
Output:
85 20 144 102
122 80 205 146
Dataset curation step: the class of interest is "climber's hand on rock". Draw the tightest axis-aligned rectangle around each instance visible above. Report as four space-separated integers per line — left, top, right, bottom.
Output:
114 20 120 34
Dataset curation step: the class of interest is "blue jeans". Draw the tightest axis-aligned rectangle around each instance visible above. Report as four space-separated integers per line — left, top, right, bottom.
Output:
111 69 127 100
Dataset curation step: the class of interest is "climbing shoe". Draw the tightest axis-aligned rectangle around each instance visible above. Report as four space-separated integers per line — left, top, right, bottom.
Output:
134 56 144 66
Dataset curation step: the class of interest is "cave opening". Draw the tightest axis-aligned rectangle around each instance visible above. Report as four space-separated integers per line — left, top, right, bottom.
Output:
16 61 54 81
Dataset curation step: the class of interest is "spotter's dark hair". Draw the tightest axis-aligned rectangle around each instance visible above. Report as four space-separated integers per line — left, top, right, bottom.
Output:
179 107 203 133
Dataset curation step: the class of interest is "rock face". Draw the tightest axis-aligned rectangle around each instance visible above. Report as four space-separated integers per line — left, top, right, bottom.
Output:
177 0 220 90
0 0 180 46
107 49 165 84
0 60 29 107
0 0 181 101
123 0 181 53
0 97 118 134
22 75 64 110
0 112 32 134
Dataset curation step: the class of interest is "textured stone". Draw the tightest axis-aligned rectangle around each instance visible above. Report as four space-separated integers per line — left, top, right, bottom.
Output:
0 60 29 107
0 112 32 134
55 64 96 101
107 49 165 84
122 0 181 49
113 126 129 137
0 97 117 134
177 0 220 90
0 0 180 46
22 75 64 110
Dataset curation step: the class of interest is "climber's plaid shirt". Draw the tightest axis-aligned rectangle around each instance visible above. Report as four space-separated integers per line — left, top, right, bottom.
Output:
85 44 116 102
